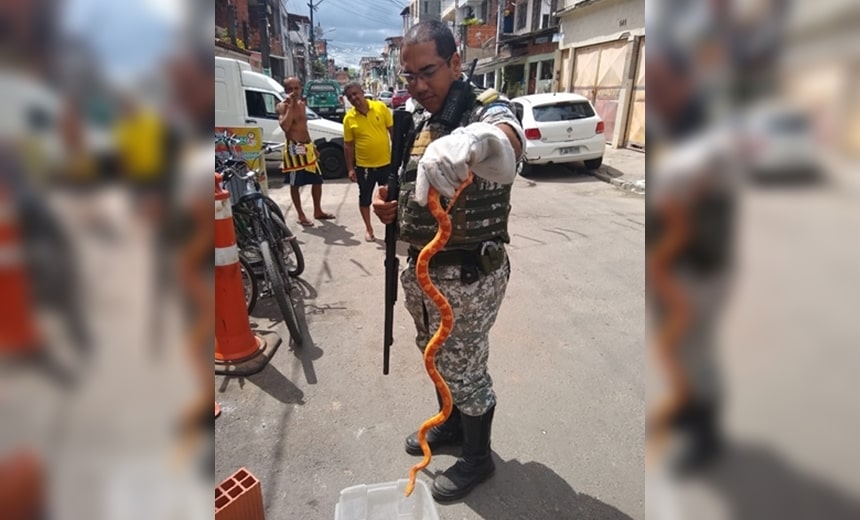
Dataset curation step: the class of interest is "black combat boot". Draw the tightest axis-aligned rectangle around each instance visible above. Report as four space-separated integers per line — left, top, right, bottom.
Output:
431 405 495 502
405 393 463 455
673 401 723 475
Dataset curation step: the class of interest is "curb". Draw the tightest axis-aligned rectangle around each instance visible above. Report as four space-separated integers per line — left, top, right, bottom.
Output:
589 169 645 197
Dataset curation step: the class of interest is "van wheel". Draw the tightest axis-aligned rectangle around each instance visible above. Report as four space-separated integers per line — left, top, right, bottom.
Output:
318 146 346 179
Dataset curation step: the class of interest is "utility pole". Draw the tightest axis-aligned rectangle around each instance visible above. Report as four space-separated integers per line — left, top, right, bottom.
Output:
260 0 271 77
307 0 323 78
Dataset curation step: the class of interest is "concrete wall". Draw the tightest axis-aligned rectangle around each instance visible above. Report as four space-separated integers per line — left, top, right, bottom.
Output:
559 0 644 50
556 0 644 149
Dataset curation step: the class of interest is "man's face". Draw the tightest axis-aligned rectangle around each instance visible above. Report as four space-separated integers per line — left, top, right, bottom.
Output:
645 55 692 124
399 41 461 114
284 79 302 99
344 86 367 111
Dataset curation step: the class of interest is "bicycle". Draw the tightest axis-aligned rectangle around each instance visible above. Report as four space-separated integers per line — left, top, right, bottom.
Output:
217 135 305 277
216 134 304 345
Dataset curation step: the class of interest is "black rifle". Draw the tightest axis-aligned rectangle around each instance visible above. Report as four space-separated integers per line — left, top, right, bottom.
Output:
383 109 415 375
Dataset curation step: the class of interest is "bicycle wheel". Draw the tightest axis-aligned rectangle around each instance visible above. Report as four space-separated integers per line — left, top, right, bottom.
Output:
239 253 258 314
260 240 303 345
264 196 286 222
271 212 305 277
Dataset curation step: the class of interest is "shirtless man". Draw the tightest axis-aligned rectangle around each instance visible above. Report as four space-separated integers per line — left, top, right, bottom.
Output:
277 76 335 226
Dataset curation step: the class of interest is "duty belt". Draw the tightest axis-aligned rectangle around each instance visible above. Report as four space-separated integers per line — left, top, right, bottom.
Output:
407 247 479 267
407 241 506 284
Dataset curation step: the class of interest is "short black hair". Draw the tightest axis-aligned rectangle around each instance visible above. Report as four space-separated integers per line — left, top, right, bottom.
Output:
403 20 456 60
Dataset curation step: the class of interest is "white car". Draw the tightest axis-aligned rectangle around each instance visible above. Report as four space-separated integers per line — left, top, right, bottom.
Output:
511 93 606 175
738 102 822 183
378 90 393 108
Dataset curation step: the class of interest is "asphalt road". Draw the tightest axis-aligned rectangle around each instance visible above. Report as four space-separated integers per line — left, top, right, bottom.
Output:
215 163 645 519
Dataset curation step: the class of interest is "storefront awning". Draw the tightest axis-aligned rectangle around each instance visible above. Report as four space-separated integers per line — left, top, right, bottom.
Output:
474 55 528 75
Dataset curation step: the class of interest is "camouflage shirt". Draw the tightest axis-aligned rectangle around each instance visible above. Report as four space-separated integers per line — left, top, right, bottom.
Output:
398 85 522 249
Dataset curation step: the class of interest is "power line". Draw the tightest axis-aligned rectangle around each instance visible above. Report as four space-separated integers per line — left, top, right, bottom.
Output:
321 0 405 20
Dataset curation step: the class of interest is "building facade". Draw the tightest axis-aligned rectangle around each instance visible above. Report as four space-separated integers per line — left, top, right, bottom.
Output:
472 0 559 98
287 13 313 82
378 0 645 150
556 0 645 148
215 0 290 82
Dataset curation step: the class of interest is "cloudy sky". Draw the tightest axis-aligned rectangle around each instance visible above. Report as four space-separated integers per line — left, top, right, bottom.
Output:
61 0 186 84
283 0 407 69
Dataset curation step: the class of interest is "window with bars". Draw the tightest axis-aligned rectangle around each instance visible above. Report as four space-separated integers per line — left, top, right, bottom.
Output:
539 60 554 80
516 1 527 30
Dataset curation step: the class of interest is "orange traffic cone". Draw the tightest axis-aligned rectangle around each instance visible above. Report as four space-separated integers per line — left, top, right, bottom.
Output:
0 187 40 354
214 174 265 363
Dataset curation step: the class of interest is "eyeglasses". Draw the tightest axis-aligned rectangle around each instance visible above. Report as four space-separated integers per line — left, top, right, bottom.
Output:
398 56 452 85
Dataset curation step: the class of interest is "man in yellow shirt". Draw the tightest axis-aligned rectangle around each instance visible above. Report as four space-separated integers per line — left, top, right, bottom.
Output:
342 82 394 241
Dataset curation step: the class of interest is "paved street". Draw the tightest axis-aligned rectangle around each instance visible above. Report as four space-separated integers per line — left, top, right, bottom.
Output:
215 160 645 519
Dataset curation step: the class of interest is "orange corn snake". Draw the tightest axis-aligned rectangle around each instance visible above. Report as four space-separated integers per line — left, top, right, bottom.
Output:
404 173 474 497
646 198 692 468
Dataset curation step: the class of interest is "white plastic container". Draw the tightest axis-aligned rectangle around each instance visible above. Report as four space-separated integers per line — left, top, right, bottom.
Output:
335 479 440 520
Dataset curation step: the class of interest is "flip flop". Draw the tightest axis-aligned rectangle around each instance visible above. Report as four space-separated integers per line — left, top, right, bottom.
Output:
315 213 336 220
297 219 313 227
365 234 376 242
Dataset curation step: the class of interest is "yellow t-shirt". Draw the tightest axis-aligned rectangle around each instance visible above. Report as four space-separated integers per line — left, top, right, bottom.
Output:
342 99 393 168
114 108 164 180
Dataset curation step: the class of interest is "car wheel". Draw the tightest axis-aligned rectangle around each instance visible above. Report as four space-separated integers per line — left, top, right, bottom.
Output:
584 157 603 170
318 145 346 179
517 161 534 177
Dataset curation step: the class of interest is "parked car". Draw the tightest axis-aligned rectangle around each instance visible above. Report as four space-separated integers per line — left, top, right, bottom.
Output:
392 89 411 109
378 90 393 107
510 93 606 176
738 102 823 184
303 79 345 122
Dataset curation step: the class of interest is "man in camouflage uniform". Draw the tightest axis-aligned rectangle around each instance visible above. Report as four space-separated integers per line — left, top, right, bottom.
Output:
372 20 524 502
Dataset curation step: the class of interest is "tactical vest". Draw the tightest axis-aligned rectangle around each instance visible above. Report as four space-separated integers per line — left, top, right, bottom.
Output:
398 87 513 249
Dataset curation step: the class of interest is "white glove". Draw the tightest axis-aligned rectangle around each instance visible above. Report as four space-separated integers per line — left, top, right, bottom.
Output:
414 122 517 206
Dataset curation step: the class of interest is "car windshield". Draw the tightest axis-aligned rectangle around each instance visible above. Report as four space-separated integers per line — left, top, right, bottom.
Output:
532 101 594 122
380 92 392 98
305 107 320 120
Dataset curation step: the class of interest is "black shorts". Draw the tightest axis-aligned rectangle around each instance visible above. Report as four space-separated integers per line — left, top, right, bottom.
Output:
356 165 391 207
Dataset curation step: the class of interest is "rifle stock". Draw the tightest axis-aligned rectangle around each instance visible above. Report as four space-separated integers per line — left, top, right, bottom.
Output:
384 110 414 374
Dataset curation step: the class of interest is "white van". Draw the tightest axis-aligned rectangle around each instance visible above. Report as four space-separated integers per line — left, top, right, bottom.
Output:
214 57 347 178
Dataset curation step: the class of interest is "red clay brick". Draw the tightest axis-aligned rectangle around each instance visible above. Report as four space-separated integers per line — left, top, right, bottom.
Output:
215 467 265 520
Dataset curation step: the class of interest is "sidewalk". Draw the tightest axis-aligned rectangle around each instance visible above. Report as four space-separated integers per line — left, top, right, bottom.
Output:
589 145 646 196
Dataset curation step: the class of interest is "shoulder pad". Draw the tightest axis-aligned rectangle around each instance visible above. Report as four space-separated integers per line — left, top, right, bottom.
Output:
476 88 500 105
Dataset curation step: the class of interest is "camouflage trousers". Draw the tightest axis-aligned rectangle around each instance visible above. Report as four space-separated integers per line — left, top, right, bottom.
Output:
400 249 510 416
650 267 731 404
